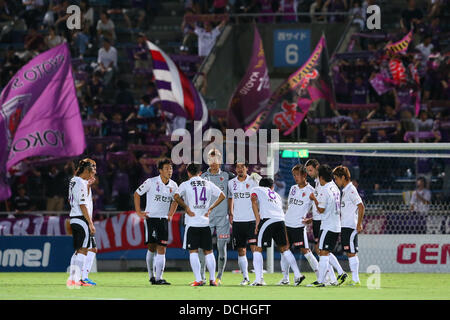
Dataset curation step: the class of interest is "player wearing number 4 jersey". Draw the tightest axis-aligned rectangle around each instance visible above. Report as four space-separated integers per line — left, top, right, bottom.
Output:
251 178 306 286
174 164 226 287
307 165 346 287
280 164 320 285
134 159 179 285
333 166 365 286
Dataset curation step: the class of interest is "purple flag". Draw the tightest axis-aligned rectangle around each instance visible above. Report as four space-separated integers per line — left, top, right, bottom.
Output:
370 70 394 96
0 43 85 200
227 25 271 129
246 36 334 136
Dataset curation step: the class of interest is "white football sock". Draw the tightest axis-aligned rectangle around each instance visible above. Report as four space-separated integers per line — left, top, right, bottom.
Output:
349 256 360 283
69 253 77 281
82 251 95 280
75 253 86 282
238 255 249 280
252 251 264 283
205 253 216 281
280 253 290 280
146 250 155 279
189 252 202 282
329 253 344 275
155 254 166 281
328 264 337 282
318 255 329 284
304 251 319 279
282 250 301 278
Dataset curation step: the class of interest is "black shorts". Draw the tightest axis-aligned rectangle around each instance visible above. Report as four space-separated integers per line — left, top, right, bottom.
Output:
184 226 213 251
144 217 169 246
256 219 288 248
312 220 321 242
232 221 257 248
70 216 91 251
341 227 358 253
286 226 309 249
318 229 339 252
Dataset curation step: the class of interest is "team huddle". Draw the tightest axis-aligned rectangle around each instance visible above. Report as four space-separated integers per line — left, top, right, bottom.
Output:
66 150 365 288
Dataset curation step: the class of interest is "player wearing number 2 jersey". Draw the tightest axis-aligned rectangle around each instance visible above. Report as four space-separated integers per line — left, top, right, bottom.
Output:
174 164 226 287
308 165 347 287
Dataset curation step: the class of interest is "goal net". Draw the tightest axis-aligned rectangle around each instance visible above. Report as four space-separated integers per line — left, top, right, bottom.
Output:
264 143 450 274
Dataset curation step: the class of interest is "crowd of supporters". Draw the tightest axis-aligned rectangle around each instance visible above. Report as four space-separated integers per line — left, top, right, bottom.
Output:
0 0 449 214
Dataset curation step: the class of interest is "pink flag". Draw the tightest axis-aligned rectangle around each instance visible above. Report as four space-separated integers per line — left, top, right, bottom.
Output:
0 43 85 200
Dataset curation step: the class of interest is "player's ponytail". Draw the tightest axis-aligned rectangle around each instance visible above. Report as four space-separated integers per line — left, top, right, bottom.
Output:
75 158 94 176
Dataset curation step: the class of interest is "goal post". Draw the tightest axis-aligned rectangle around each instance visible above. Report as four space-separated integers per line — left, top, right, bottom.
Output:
264 143 450 274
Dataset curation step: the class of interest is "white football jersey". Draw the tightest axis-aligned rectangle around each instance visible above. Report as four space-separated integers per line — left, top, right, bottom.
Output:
87 184 93 219
340 182 363 229
285 183 315 228
312 177 322 221
251 187 285 221
317 181 341 233
68 176 89 218
228 175 259 222
136 175 178 218
176 176 224 227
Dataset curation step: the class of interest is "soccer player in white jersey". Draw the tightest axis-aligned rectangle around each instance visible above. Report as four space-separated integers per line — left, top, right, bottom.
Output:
81 167 98 286
174 163 226 287
67 159 97 288
305 159 347 284
280 164 320 285
333 165 365 286
134 159 179 285
228 161 259 285
308 165 346 287
250 178 306 286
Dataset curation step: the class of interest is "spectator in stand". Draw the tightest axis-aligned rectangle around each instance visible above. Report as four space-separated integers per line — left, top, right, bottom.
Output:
87 71 104 100
310 0 327 23
400 0 424 32
123 0 148 30
111 160 131 210
115 80 135 106
352 179 366 200
414 110 435 131
45 26 65 49
233 0 259 23
96 38 117 88
181 8 197 53
441 70 450 100
137 94 156 124
213 0 229 14
257 0 276 24
105 112 128 142
53 0 71 41
72 23 90 59
24 26 46 55
350 0 365 30
410 176 431 214
134 32 150 69
12 184 34 214
0 0 15 42
97 11 116 44
21 0 45 29
91 177 105 213
192 19 226 57
145 81 159 100
350 75 369 104
80 0 95 35
44 165 65 212
415 34 434 62
135 153 154 185
324 0 348 23
279 0 298 23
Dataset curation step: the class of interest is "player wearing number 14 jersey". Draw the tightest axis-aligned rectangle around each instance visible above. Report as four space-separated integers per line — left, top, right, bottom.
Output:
174 164 226 287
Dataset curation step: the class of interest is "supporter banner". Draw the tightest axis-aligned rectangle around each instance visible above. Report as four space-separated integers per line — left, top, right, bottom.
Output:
0 214 70 236
0 236 73 272
384 30 413 56
227 25 271 130
95 211 183 253
246 35 334 136
358 235 450 273
0 43 85 201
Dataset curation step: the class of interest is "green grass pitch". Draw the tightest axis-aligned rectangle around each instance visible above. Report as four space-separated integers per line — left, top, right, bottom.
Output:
1 272 449 300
